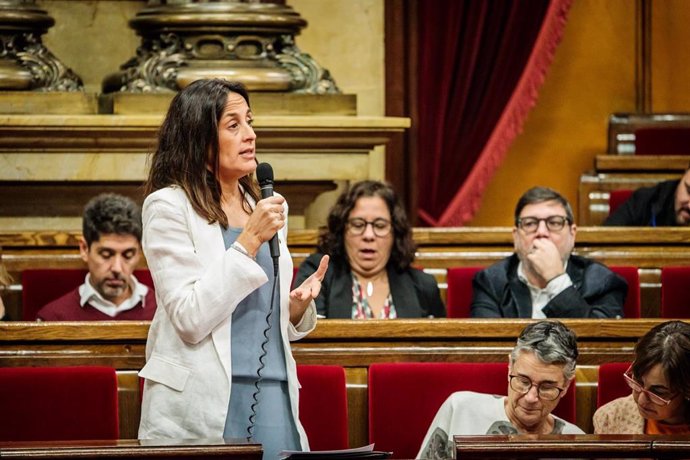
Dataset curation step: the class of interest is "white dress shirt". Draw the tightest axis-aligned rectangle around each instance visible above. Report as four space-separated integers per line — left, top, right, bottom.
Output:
516 261 572 318
79 273 149 318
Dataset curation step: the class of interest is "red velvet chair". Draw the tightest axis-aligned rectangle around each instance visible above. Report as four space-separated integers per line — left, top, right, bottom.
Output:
609 266 640 319
368 362 576 459
661 266 690 318
445 267 483 318
297 364 349 451
21 268 154 321
597 362 632 408
0 366 119 441
635 127 690 155
608 189 633 216
291 266 299 290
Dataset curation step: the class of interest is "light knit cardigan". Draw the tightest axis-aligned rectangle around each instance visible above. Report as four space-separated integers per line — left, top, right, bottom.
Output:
593 394 645 434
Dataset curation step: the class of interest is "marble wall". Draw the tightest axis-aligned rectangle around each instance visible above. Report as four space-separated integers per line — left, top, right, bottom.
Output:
14 0 388 231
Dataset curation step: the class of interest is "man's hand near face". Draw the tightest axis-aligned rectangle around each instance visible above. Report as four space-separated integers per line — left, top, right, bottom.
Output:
524 238 565 285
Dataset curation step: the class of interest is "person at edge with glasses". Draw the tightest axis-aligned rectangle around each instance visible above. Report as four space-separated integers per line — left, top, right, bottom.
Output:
471 186 627 318
594 320 690 434
294 180 445 319
418 320 583 460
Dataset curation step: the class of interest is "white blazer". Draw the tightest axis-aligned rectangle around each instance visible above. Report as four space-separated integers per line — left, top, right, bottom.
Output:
138 186 315 449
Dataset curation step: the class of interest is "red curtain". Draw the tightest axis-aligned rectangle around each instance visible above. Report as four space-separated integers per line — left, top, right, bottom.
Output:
416 0 572 226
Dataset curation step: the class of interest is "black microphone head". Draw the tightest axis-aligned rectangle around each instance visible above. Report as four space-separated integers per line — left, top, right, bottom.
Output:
256 162 274 187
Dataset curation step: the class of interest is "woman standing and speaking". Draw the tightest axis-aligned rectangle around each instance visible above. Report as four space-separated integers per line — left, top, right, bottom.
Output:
138 78 329 459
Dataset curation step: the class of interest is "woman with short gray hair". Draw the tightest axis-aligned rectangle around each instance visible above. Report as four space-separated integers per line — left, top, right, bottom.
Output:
418 320 582 460
511 320 579 381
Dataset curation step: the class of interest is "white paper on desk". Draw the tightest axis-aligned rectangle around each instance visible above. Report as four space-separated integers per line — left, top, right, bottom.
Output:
279 443 375 457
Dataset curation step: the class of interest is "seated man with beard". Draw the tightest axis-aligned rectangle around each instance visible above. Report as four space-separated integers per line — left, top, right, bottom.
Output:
604 165 690 226
37 193 156 321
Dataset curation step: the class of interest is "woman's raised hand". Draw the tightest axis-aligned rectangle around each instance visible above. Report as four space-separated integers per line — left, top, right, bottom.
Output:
289 255 330 324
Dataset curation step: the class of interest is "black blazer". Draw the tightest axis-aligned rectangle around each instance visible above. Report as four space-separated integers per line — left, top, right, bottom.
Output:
295 253 446 319
470 254 626 318
603 179 679 226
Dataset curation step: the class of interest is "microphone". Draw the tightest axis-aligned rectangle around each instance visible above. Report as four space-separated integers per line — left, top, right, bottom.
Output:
256 162 280 275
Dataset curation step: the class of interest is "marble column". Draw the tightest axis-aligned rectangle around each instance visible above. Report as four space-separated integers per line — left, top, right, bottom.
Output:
0 0 82 91
102 0 339 93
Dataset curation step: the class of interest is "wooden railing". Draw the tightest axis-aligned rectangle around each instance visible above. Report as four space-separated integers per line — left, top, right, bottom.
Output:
0 439 262 459
0 319 670 447
4 226 689 268
0 114 408 232
454 434 690 459
607 112 690 154
3 227 690 319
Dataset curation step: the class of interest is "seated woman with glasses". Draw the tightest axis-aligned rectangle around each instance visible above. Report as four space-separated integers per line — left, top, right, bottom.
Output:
594 320 690 434
294 180 445 319
418 321 583 459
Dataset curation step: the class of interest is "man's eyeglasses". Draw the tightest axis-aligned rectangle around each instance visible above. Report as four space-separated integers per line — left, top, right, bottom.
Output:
346 218 392 237
508 374 564 401
623 365 675 406
516 216 570 234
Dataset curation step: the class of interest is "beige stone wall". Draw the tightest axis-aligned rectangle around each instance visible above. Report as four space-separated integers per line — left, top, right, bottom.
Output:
469 0 690 226
651 0 690 111
38 0 143 95
288 0 385 226
289 0 385 116
469 0 637 225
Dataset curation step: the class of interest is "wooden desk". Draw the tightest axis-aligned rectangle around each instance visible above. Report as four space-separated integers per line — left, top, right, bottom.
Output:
3 227 690 319
5 227 689 270
0 114 408 231
0 438 262 459
0 318 657 370
607 112 690 154
595 155 690 172
0 319 670 447
454 434 690 459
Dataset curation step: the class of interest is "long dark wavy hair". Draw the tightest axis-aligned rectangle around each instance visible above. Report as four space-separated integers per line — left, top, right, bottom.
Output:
144 78 259 227
318 180 416 271
632 320 690 423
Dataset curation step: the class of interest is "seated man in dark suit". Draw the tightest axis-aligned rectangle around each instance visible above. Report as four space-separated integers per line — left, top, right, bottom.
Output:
604 166 690 226
37 193 156 321
470 186 626 318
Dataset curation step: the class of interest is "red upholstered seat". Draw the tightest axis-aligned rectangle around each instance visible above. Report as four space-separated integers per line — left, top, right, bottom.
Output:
608 189 633 216
445 267 483 318
635 127 690 155
368 362 576 459
22 268 154 321
291 266 299 290
0 366 119 441
297 364 349 451
609 266 640 318
661 266 690 318
597 362 632 408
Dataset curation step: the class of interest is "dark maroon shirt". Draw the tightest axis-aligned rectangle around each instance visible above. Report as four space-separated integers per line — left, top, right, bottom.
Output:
36 288 156 321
